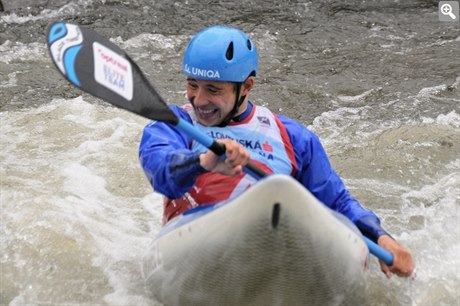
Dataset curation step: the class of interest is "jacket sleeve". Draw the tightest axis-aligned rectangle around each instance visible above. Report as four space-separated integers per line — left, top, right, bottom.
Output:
138 106 207 199
278 114 390 242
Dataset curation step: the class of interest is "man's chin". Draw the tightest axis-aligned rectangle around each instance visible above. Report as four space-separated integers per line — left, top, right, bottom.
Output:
198 120 219 127
197 115 221 127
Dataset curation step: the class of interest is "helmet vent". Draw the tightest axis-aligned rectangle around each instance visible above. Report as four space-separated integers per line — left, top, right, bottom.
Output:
247 39 252 50
226 42 234 60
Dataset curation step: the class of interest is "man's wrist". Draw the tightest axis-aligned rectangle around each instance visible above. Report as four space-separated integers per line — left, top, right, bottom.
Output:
356 215 392 243
170 151 208 187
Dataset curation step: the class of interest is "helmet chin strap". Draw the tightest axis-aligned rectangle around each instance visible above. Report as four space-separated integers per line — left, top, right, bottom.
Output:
217 83 245 127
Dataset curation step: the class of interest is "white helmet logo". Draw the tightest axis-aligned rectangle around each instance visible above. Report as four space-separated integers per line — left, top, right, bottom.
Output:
184 64 221 79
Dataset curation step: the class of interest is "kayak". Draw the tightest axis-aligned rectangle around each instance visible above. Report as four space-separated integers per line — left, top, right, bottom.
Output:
142 174 369 305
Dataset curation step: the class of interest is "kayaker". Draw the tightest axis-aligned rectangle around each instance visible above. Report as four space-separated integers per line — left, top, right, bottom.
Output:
139 25 414 278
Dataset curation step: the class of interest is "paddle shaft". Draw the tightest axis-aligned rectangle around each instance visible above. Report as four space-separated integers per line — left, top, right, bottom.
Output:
364 237 394 266
46 21 393 266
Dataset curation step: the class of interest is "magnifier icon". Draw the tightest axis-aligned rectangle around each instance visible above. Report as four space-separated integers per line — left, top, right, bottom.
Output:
441 3 457 19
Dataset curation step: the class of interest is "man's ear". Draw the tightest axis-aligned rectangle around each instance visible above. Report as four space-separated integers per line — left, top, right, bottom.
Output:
242 76 255 95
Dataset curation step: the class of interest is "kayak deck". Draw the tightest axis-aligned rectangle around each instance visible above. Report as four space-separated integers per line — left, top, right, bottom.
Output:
143 175 369 305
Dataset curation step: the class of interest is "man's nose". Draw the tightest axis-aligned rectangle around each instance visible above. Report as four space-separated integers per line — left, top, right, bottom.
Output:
192 88 207 106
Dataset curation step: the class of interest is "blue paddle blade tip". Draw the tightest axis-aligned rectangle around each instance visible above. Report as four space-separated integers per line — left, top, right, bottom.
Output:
47 22 83 87
48 22 67 44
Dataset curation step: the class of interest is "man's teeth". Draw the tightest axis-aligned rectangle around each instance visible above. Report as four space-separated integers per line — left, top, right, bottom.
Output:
201 109 215 114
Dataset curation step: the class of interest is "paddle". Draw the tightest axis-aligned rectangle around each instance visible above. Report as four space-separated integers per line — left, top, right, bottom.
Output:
46 21 266 179
46 21 394 266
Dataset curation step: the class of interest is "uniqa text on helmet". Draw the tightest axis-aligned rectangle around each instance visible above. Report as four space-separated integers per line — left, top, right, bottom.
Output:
184 64 221 79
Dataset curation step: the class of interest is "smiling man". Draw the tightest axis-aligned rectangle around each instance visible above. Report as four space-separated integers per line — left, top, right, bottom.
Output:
139 25 414 278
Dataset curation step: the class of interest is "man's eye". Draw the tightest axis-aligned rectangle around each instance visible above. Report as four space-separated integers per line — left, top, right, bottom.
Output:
208 87 221 94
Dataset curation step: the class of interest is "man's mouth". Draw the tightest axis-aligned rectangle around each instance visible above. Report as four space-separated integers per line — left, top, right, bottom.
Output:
200 108 216 114
197 107 219 119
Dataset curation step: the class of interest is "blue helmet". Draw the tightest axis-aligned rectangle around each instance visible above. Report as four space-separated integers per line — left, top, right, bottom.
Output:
182 25 258 82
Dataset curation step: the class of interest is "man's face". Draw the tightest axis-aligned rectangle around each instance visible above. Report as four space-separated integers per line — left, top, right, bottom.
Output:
186 77 237 126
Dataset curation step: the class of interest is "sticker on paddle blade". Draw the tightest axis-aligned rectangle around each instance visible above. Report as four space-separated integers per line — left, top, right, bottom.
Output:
48 23 83 86
93 42 133 101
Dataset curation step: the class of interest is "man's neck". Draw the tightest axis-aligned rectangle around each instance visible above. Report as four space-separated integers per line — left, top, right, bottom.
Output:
232 101 253 122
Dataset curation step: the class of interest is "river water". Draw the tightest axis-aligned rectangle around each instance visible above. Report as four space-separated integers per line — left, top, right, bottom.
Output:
1 0 459 305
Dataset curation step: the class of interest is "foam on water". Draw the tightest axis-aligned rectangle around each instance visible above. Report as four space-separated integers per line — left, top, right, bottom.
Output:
0 40 47 64
1 97 163 305
0 72 17 88
2 90 458 305
0 1 87 25
307 82 460 305
399 171 460 306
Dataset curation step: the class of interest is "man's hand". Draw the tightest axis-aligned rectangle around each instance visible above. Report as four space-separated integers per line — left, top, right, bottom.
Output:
199 139 250 176
378 235 415 278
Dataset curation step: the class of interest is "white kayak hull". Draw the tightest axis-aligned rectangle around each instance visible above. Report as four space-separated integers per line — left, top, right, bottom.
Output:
142 175 369 305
